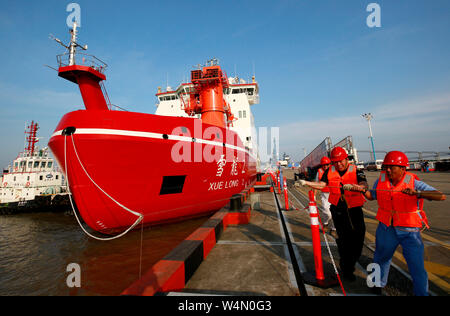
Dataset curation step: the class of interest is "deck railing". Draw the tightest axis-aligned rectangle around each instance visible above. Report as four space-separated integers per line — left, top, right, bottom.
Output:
56 52 108 74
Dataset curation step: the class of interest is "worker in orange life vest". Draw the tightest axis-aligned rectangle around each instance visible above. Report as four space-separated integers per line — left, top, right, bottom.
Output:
359 151 446 295
300 147 368 281
315 156 335 233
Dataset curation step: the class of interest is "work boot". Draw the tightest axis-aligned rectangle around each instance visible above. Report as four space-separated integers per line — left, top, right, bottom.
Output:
329 228 338 239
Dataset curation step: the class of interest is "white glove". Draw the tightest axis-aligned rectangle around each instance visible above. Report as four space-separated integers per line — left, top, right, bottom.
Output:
343 184 354 191
299 180 306 186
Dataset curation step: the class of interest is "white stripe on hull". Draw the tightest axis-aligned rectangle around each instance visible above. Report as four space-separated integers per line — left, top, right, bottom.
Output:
51 128 257 160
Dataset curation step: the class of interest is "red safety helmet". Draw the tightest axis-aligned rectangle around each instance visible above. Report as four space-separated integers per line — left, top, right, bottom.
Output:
330 147 348 162
383 151 409 167
320 156 331 165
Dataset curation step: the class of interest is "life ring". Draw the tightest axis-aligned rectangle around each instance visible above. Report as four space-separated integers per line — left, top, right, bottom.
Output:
3 182 7 188
25 182 31 187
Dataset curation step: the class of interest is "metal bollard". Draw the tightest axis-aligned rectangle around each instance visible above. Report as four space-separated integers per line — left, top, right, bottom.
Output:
256 173 262 182
230 194 242 211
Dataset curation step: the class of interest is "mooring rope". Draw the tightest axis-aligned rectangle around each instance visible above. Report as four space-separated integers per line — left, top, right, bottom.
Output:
316 211 347 296
286 187 346 296
64 134 143 241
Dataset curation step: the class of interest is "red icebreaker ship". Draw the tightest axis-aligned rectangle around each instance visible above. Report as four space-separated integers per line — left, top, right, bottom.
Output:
48 23 257 234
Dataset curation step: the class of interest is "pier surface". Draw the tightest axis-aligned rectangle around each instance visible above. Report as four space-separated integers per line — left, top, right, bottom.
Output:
126 170 450 296
182 185 371 296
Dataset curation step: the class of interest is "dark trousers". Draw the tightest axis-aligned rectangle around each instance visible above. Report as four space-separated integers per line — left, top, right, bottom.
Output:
330 204 366 275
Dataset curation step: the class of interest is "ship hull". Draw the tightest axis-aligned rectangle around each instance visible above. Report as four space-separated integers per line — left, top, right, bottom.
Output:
49 110 256 233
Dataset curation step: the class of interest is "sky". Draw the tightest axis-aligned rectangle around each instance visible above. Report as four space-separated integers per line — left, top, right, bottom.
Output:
0 0 449 168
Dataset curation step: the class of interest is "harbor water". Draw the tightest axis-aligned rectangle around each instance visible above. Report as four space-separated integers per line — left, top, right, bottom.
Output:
0 211 207 296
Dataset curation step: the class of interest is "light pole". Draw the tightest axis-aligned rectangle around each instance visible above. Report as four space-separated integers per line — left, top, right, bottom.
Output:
362 113 376 162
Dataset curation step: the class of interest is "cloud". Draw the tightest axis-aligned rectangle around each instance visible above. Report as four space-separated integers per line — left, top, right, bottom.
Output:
376 93 450 120
279 92 450 161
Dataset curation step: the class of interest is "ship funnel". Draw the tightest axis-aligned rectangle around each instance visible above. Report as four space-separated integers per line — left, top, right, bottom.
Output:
183 63 233 128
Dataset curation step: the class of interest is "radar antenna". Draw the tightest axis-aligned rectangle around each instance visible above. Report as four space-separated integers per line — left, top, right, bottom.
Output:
50 22 88 66
206 58 219 66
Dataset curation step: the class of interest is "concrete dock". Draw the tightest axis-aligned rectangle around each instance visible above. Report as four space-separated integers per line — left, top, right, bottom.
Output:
123 170 450 296
184 189 302 296
183 185 374 296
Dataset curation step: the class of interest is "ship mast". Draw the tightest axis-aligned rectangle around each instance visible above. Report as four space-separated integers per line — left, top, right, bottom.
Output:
25 121 39 157
51 22 109 111
68 22 78 66
51 21 87 66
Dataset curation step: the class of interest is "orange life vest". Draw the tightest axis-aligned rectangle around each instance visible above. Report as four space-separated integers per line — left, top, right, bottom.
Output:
376 171 428 228
317 168 330 193
328 164 366 208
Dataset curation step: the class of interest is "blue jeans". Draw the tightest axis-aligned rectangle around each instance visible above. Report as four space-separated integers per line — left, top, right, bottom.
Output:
373 223 428 296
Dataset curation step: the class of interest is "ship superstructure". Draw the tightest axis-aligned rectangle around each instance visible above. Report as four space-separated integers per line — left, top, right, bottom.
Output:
155 60 260 159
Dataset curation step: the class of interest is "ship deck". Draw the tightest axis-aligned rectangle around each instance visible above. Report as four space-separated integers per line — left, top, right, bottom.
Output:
123 169 450 297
